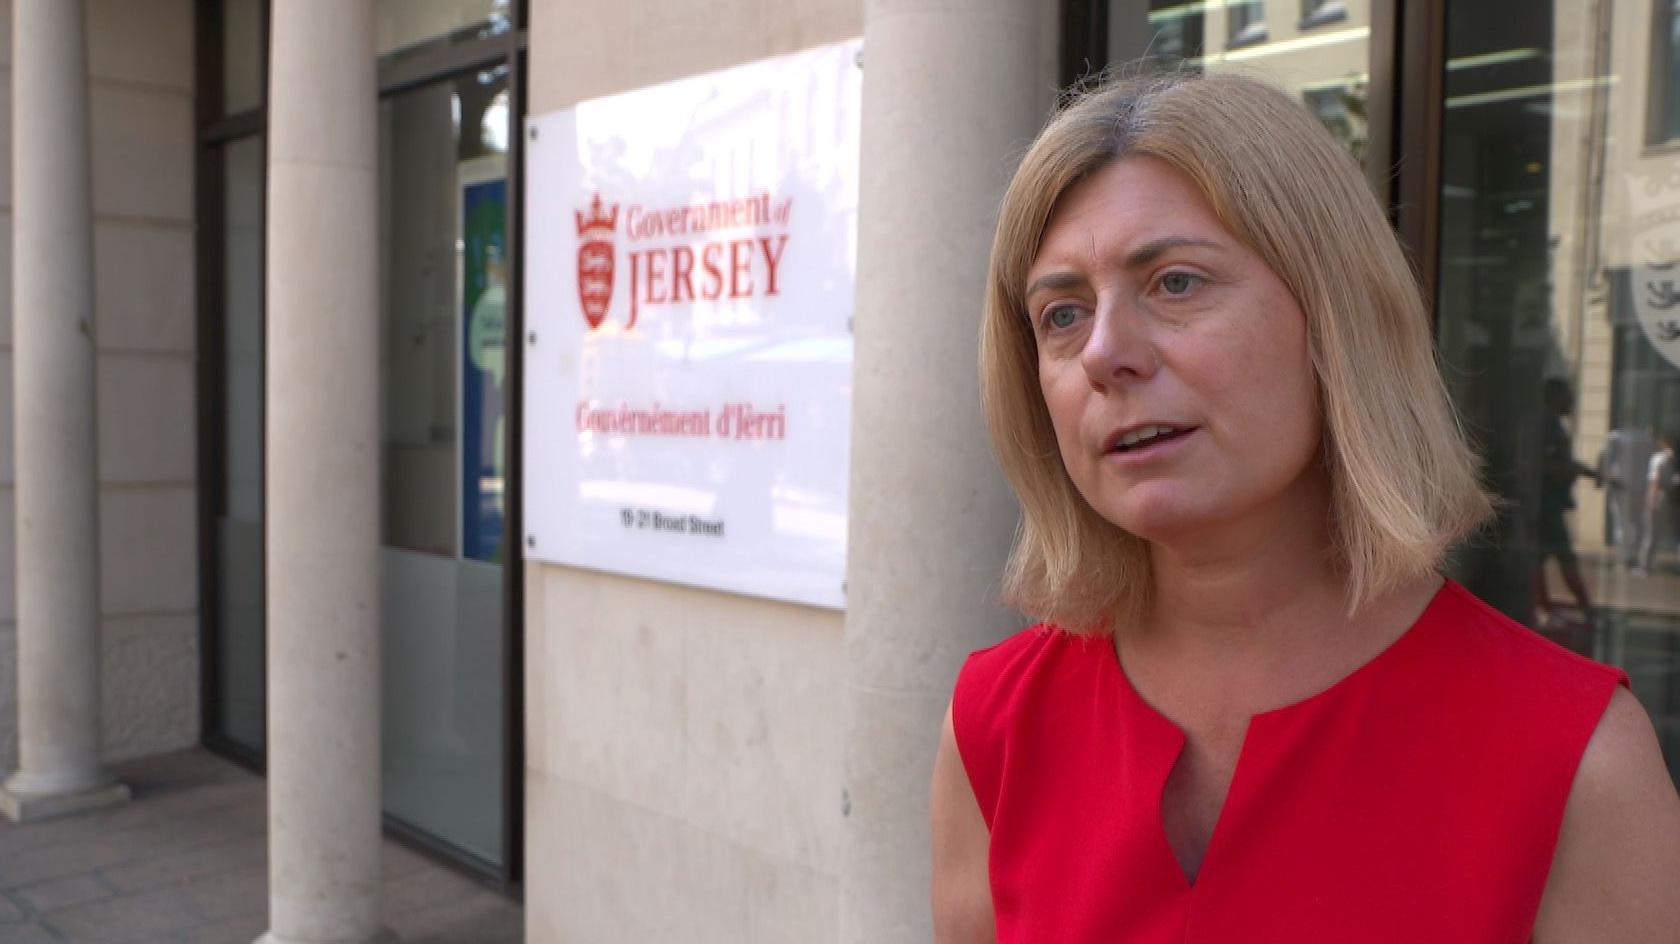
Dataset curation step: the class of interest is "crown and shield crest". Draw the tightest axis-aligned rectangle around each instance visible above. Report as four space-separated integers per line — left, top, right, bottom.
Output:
1627 167 1680 372
575 193 620 330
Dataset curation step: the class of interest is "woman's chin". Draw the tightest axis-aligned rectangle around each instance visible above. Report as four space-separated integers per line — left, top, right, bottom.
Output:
1097 499 1219 546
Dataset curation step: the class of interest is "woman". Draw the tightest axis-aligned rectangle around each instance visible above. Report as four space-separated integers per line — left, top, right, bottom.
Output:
931 71 1680 943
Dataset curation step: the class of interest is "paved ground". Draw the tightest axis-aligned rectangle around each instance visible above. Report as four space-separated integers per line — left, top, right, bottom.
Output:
0 750 523 944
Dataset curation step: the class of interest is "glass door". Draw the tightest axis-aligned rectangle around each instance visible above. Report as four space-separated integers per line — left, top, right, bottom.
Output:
1436 0 1680 785
209 134 267 757
202 0 268 762
378 64 512 868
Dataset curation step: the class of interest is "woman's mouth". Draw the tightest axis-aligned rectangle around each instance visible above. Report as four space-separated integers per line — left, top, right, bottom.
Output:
1105 424 1197 457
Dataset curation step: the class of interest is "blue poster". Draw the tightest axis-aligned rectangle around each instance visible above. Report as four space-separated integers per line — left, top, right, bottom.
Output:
462 175 507 563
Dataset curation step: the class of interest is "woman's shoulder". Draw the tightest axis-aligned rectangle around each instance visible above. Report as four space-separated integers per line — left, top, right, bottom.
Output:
950 623 1104 826
1397 579 1629 780
954 623 1110 710
954 625 1058 724
958 622 1072 679
1426 578 1628 700
1532 685 1680 940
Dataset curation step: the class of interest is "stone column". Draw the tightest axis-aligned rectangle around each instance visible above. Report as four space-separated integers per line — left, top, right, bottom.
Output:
0 0 129 823
839 1 1052 941
256 2 392 943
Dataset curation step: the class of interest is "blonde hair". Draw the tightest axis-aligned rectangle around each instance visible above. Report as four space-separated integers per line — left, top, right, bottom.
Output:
979 69 1494 632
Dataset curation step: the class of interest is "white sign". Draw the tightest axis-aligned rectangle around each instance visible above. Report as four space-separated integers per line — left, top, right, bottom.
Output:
523 40 861 609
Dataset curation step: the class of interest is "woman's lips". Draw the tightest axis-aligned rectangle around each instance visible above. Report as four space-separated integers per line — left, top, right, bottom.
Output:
1103 425 1197 461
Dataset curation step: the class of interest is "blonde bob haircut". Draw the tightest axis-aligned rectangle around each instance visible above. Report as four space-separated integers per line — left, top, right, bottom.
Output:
980 69 1494 633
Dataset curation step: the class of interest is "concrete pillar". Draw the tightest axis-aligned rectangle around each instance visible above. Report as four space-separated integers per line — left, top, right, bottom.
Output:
257 2 392 943
0 0 130 823
839 1 1052 941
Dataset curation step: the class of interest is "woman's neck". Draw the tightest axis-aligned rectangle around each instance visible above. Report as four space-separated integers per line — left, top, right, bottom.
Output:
1136 461 1369 669
1145 516 1346 660
1129 472 1442 708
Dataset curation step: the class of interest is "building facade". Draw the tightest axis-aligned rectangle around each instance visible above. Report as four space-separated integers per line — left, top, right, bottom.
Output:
0 0 199 792
1 1 1678 942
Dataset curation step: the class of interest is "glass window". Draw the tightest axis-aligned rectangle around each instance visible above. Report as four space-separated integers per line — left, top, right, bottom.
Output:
221 0 263 115
378 63 511 866
1437 0 1680 787
1228 0 1268 46
1303 77 1369 162
1652 0 1680 143
213 134 266 754
1103 1 1373 166
1106 1 1206 68
376 0 514 57
1301 0 1347 28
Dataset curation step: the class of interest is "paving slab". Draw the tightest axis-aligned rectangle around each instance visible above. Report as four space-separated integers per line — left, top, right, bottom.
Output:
0 922 61 944
46 884 207 943
170 913 268 944
99 832 266 894
391 892 526 944
13 874 114 913
0 749 523 944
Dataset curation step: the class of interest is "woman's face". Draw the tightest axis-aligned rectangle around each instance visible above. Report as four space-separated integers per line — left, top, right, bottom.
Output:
1024 156 1324 547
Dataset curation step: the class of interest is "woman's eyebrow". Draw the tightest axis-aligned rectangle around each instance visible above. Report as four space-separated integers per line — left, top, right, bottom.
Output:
1024 236 1222 299
1023 270 1085 300
1125 235 1222 268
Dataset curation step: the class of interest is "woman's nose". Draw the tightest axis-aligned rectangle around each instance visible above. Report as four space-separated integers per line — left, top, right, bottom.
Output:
1079 301 1157 390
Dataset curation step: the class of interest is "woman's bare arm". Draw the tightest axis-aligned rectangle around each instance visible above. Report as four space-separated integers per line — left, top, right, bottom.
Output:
931 702 996 944
1532 687 1680 942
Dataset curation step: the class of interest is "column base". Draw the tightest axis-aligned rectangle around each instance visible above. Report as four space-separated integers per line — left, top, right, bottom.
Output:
0 780 130 823
255 929 399 944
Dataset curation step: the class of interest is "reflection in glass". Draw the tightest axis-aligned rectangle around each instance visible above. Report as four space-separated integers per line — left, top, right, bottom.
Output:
1227 0 1267 45
215 135 266 753
1105 1 1372 167
1436 0 1680 787
1108 1 1204 68
1657 0 1680 143
221 0 263 115
1303 81 1368 162
1302 0 1347 25
376 0 513 57
378 65 510 865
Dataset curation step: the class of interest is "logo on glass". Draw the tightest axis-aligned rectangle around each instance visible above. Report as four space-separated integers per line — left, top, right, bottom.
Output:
575 193 620 330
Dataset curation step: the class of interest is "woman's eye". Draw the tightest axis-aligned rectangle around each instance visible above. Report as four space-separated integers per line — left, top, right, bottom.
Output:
1159 271 1201 295
1044 305 1080 330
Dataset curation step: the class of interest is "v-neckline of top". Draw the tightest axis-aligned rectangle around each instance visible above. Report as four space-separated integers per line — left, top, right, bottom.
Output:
1097 577 1453 890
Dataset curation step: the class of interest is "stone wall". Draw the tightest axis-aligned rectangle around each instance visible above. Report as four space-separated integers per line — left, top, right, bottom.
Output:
524 2 859 941
0 0 198 771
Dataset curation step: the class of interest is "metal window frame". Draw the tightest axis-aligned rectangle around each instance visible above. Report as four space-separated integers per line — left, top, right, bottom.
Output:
195 0 269 775
1388 0 1447 312
194 0 530 896
1060 0 1108 88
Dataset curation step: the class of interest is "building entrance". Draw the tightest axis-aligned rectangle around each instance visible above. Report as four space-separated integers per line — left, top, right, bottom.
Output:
378 65 512 868
200 0 527 884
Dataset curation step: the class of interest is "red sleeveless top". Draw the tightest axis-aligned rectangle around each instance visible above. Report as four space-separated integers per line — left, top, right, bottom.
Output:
952 579 1628 943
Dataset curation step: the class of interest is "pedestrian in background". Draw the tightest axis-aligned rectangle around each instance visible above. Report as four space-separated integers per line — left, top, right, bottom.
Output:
1638 429 1679 573
1599 425 1653 566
